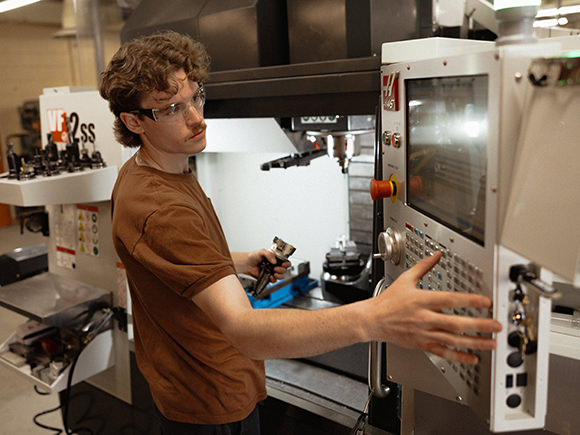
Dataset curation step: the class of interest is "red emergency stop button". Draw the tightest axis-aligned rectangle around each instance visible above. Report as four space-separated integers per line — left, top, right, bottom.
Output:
370 178 396 201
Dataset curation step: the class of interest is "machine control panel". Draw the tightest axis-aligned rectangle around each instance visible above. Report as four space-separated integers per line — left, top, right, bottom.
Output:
372 44 555 433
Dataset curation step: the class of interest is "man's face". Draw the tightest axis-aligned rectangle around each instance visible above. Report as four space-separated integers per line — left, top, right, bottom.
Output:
131 69 207 157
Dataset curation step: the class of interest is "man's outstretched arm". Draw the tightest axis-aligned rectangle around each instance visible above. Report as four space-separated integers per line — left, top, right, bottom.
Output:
193 251 502 364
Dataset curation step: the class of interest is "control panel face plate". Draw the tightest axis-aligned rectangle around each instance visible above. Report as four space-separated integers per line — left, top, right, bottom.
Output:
378 48 551 432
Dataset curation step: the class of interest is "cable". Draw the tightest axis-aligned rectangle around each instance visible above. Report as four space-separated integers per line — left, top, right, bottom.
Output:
62 309 115 435
32 308 115 434
33 403 63 434
33 368 94 435
33 387 63 434
61 350 80 435
33 331 99 434
35 385 52 395
61 345 94 435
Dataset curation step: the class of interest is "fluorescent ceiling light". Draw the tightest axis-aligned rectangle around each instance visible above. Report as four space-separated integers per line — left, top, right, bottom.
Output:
0 0 42 14
560 5 580 15
536 5 580 18
534 18 559 27
536 8 559 18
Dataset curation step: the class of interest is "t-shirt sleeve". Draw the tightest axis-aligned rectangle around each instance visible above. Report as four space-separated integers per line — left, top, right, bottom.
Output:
132 204 236 298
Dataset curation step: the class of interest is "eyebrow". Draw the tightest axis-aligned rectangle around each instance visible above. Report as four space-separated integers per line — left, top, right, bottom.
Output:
145 83 202 111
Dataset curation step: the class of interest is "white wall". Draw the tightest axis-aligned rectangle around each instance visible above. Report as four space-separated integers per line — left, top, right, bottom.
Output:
196 150 350 280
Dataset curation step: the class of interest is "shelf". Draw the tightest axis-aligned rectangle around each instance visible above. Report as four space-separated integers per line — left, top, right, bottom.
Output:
550 313 580 360
0 166 118 207
0 329 114 394
0 272 115 393
0 272 111 329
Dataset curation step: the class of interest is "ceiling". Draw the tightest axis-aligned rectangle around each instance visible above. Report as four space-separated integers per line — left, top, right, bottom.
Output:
0 0 62 24
536 0 580 28
0 0 578 38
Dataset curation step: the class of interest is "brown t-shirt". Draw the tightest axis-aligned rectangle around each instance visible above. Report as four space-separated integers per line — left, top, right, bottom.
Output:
111 157 266 424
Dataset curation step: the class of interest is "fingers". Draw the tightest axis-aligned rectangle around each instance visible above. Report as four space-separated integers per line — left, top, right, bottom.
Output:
417 305 502 335
412 313 501 365
260 249 277 264
420 291 493 311
403 250 441 281
270 261 291 282
425 329 497 350
433 313 502 334
270 269 286 280
417 330 497 365
422 329 498 364
395 252 490 313
389 324 493 364
273 261 291 272
263 252 291 269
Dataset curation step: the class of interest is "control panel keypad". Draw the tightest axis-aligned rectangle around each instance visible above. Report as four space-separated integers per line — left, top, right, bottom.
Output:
403 225 489 396
404 228 485 300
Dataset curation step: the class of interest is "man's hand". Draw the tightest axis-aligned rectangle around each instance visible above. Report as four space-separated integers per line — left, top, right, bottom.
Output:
232 250 291 282
371 251 502 364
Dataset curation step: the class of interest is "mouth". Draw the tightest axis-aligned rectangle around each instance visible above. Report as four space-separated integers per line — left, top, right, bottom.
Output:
190 127 206 140
190 122 207 140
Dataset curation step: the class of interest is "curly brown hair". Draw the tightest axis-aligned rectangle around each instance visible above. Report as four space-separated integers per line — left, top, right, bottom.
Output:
99 31 211 148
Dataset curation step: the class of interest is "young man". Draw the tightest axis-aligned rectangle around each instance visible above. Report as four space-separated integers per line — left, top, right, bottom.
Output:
100 31 502 434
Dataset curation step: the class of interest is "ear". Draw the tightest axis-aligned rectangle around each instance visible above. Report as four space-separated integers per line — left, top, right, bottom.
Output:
120 112 145 134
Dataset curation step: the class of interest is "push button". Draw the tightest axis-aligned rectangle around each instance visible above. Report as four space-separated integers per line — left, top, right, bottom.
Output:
382 131 391 146
370 174 399 202
506 394 522 408
370 179 394 201
507 351 524 368
392 132 402 148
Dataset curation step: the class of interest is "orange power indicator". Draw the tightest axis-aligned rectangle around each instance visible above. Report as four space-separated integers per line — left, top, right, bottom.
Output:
405 222 414 232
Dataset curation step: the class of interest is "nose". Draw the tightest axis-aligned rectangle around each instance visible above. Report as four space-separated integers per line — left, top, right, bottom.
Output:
184 101 203 123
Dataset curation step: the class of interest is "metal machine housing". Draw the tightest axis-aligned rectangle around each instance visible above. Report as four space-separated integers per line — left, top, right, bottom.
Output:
376 39 563 432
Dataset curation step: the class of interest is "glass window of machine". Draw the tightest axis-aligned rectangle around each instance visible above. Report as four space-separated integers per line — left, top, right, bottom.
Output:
406 75 488 245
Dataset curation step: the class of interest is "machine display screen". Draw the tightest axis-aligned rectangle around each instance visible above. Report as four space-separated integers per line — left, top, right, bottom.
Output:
405 75 488 245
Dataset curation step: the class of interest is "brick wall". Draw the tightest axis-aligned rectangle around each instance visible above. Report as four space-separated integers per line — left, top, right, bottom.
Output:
0 22 121 153
0 20 120 222
0 23 74 153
